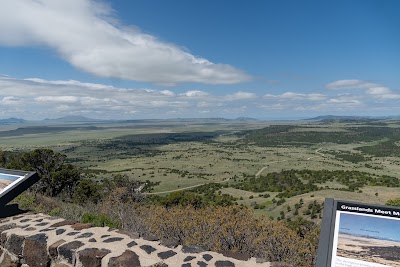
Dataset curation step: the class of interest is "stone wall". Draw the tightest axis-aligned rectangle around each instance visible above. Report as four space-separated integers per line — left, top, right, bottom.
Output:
0 213 290 267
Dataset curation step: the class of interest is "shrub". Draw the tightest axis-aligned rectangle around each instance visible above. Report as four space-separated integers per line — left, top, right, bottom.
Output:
73 178 101 204
386 198 400 206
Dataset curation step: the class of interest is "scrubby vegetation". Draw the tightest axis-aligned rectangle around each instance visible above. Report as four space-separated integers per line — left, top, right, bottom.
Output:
386 198 400 207
234 169 399 198
323 150 369 163
241 125 400 146
2 148 319 266
356 139 400 157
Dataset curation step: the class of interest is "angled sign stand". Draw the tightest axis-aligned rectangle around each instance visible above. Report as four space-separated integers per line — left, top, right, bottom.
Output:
317 198 400 267
0 168 39 208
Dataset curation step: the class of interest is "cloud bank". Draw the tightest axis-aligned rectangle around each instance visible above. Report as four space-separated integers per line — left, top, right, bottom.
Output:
0 0 251 85
326 80 400 100
1 75 399 120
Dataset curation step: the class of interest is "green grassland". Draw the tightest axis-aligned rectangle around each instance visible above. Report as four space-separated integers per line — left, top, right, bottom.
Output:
1 118 400 220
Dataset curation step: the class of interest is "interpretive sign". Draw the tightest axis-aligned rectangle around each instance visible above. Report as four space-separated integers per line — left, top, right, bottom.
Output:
0 168 39 207
317 198 400 267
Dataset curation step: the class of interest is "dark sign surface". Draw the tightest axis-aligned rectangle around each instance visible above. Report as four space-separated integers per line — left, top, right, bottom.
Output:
0 168 39 207
317 198 400 267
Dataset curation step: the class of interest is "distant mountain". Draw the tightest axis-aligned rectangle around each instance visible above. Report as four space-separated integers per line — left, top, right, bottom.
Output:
234 117 259 122
43 115 99 122
305 115 380 123
0 117 26 124
307 115 367 120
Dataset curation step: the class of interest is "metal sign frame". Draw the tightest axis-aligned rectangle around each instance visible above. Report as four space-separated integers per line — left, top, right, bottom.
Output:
0 168 39 207
317 198 400 267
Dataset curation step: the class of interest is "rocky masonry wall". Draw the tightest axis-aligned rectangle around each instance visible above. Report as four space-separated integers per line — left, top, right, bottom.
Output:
0 213 288 267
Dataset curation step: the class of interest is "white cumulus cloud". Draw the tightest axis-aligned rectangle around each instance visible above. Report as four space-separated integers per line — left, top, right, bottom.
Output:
0 0 251 85
35 96 80 103
180 91 209 97
226 91 257 101
1 96 22 105
264 92 326 101
326 80 400 100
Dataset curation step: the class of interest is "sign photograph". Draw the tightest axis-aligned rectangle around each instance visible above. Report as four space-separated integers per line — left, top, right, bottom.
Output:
332 211 400 267
0 172 24 191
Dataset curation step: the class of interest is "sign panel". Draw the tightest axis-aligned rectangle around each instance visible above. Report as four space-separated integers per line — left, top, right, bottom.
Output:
0 168 39 207
317 199 400 267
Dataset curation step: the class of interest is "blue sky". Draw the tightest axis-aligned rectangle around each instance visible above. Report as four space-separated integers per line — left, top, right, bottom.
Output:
0 0 399 120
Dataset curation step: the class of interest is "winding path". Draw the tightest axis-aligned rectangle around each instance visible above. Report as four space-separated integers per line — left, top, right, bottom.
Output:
255 160 287 177
144 177 231 195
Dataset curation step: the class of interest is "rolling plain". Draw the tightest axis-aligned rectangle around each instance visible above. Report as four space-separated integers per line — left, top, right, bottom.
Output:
1 116 400 221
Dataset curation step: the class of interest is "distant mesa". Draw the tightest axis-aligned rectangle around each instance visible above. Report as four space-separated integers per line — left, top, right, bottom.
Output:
0 117 26 125
43 115 99 122
305 115 388 123
234 117 259 122
307 115 367 120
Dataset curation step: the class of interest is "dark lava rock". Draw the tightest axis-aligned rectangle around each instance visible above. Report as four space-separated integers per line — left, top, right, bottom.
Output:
103 237 124 243
140 245 156 254
88 238 97 243
157 250 177 260
184 256 196 262
78 248 111 267
215 261 235 267
39 228 55 232
5 233 25 255
108 250 141 267
58 241 84 264
197 261 208 267
182 245 209 253
127 240 137 247
76 232 94 238
202 254 213 261
56 229 66 235
36 222 49 226
66 231 80 236
181 264 191 267
23 234 49 267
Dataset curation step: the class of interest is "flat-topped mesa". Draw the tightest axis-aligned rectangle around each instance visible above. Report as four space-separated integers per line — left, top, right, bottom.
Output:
0 213 291 267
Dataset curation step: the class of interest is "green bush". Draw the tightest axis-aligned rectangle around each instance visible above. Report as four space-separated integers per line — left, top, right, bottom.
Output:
14 193 35 209
73 178 101 204
386 198 400 207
